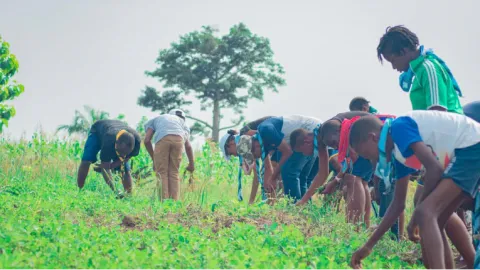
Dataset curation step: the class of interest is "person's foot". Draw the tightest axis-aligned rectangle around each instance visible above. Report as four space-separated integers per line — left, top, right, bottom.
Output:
116 192 125 199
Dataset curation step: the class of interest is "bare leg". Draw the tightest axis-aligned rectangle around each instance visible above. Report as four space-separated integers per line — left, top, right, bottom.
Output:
362 180 371 228
271 161 283 194
399 211 405 240
441 228 454 269
415 179 467 269
457 208 467 226
414 185 423 207
344 174 365 225
445 213 475 268
77 161 91 189
263 157 277 204
420 238 430 268
249 167 260 204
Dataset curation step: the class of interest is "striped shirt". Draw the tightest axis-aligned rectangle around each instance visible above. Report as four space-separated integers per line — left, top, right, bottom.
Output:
409 54 463 114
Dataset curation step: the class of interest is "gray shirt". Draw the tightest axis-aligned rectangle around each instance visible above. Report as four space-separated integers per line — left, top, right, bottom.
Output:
144 114 190 145
282 115 322 144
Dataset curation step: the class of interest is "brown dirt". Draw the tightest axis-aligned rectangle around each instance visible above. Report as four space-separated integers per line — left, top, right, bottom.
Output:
107 205 326 238
121 215 137 228
399 250 420 265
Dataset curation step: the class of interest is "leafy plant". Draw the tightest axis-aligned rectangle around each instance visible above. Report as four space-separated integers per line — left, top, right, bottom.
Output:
0 35 24 132
0 135 423 269
56 106 127 137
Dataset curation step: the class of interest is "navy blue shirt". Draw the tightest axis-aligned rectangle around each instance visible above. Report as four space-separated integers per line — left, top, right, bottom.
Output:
257 117 284 153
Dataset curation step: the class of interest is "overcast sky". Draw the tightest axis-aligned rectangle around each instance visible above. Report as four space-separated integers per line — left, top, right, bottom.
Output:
1 0 479 143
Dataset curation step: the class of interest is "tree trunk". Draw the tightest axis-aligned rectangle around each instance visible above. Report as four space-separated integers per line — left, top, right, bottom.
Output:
212 99 220 142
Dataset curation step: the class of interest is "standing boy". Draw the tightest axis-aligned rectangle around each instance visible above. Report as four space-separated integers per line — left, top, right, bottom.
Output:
376 24 471 262
144 109 194 201
376 25 463 113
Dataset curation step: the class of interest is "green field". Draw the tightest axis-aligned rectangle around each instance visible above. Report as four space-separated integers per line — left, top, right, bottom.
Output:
0 135 423 268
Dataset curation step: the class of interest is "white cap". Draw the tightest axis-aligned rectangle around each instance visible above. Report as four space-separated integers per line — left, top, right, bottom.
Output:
219 133 232 161
169 109 186 118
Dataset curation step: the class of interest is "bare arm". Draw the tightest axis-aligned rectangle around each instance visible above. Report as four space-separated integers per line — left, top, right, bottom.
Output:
410 142 444 203
77 161 91 189
297 142 329 205
110 160 123 169
365 175 409 248
144 128 155 161
266 140 292 187
184 140 195 172
330 158 342 173
249 164 260 204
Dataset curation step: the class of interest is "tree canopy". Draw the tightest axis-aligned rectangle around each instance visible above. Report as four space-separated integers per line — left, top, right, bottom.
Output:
0 35 24 132
138 23 286 141
57 106 127 137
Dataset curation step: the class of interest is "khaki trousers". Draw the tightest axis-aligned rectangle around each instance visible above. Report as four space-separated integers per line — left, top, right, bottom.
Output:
154 135 184 200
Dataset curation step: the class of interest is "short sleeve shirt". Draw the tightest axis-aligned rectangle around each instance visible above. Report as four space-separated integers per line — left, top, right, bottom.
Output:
391 111 480 171
258 115 322 153
144 114 190 145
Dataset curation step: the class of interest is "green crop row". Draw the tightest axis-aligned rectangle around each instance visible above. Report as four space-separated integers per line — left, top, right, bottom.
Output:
0 135 423 269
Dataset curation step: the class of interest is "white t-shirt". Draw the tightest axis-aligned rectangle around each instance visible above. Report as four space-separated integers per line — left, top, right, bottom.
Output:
282 115 322 144
391 110 480 170
144 114 190 145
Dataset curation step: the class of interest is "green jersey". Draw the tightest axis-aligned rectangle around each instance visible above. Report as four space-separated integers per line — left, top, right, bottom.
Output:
409 54 463 114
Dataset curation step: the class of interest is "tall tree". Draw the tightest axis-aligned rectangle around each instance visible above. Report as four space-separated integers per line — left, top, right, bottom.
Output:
138 23 286 142
57 105 125 137
0 35 24 132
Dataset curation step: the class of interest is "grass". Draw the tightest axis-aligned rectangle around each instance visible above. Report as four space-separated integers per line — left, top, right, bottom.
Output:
0 134 424 268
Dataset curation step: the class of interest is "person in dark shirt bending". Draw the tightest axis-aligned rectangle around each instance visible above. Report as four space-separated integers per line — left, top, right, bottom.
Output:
77 120 141 196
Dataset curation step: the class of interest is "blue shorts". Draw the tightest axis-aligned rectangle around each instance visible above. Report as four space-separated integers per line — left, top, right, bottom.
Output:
81 133 131 172
443 142 480 198
281 152 315 202
349 156 373 182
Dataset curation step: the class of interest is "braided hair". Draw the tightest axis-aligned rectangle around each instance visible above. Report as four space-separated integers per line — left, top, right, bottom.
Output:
224 129 238 154
377 25 419 63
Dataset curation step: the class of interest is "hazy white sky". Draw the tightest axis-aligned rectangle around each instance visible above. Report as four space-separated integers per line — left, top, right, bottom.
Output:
1 0 479 141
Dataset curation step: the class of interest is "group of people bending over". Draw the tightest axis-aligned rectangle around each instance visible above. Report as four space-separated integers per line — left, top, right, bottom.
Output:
76 109 195 200
74 24 480 269
220 24 480 269
219 99 480 269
